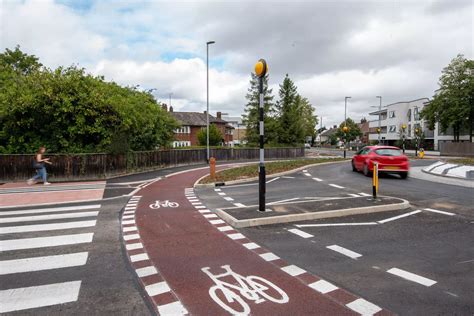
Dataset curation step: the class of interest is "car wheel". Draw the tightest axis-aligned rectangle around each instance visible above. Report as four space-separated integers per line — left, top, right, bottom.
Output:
400 172 408 179
351 161 357 172
363 163 371 177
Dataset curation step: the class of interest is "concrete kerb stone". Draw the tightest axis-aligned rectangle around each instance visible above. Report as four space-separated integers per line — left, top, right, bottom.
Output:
194 159 349 188
216 197 410 228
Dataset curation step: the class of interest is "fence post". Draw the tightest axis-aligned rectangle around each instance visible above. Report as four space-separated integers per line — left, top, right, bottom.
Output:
372 162 378 199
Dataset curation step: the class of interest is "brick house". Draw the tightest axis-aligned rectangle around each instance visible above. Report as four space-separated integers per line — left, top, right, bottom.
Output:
163 105 234 147
357 119 370 144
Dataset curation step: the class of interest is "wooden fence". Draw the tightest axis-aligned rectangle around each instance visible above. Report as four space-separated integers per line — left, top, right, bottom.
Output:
0 147 304 181
439 142 474 157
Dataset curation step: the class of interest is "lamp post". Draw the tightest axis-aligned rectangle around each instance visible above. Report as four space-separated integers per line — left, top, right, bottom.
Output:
376 96 382 144
255 59 268 212
206 40 215 163
169 92 173 108
344 96 351 158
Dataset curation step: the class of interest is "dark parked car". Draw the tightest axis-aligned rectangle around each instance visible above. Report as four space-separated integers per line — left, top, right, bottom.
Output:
352 146 409 179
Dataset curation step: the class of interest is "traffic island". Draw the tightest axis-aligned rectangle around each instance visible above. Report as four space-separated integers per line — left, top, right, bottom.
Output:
216 196 409 228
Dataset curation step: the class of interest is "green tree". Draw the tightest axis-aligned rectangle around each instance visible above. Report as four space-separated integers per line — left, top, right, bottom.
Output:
335 118 362 143
421 54 474 142
300 97 318 145
0 45 42 75
276 74 305 145
242 73 278 145
197 124 223 146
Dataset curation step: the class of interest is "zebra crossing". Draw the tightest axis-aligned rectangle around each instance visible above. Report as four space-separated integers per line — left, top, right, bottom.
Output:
0 203 102 313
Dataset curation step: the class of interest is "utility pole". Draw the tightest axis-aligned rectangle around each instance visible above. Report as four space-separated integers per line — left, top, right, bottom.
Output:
376 96 382 144
255 59 268 212
343 97 351 158
206 41 215 163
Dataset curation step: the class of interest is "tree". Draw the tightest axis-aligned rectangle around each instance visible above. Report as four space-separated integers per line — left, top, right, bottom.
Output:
242 73 278 145
421 54 473 142
197 124 223 146
335 118 362 143
276 74 305 145
300 97 318 145
0 45 42 75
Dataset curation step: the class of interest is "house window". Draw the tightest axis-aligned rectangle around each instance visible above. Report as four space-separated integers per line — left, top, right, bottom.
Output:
389 111 396 118
414 108 420 120
174 126 190 134
408 124 411 136
389 125 396 133
407 109 411 122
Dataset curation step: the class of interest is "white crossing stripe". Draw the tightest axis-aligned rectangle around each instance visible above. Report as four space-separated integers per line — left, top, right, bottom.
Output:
312 177 323 182
281 265 306 276
123 234 140 241
122 219 135 225
123 226 138 232
328 184 345 189
199 209 211 213
0 220 97 234
136 266 158 277
387 268 437 286
204 214 218 218
0 280 81 313
0 211 99 224
130 253 149 262
233 203 246 208
209 219 225 225
188 199 199 202
218 226 234 232
243 242 260 250
378 210 421 224
260 252 279 261
218 192 226 196
122 215 135 219
288 228 314 239
358 192 372 197
0 252 88 275
223 197 234 201
0 233 94 252
0 204 101 216
124 207 136 211
191 202 202 206
158 301 188 315
423 208 455 216
227 233 245 240
326 245 362 259
146 281 170 296
195 205 206 209
346 298 382 315
126 243 143 250
309 280 338 294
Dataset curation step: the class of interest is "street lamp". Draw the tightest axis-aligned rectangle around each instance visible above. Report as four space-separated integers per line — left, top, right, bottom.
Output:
344 96 351 158
206 41 215 163
376 96 382 144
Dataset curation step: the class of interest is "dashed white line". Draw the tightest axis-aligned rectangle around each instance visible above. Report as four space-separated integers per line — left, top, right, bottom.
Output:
260 252 280 261
209 219 225 225
218 192 226 196
214 188 221 192
122 219 135 225
217 226 234 232
288 228 314 239
126 242 143 250
346 298 382 315
348 193 360 197
423 208 455 216
199 209 211 214
387 268 437 287
223 197 234 201
328 184 345 189
136 266 158 278
326 245 362 259
233 203 246 208
203 214 218 218
227 233 245 240
145 281 170 296
194 206 206 209
243 242 260 250
0 252 88 275
377 210 421 224
130 253 149 262
266 177 280 184
312 177 323 182
157 301 188 315
297 222 378 228
281 265 306 276
309 280 338 294
358 192 372 197
123 234 140 241
123 226 138 232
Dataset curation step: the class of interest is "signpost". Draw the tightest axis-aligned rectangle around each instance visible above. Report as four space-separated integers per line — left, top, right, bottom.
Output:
255 59 268 212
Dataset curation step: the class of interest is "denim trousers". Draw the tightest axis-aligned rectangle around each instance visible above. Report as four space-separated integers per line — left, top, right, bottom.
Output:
32 167 47 182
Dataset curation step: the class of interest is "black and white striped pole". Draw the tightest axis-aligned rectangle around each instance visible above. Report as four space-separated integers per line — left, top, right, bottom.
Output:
255 59 268 212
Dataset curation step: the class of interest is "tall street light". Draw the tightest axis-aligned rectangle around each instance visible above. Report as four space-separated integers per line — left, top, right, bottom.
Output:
169 92 173 108
206 41 215 163
376 96 382 144
343 96 351 158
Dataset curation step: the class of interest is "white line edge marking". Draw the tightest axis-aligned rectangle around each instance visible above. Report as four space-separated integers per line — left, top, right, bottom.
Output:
260 252 279 261
297 222 378 227
326 245 362 259
145 281 171 296
312 177 323 182
423 208 455 216
308 280 338 294
157 301 188 315
243 242 260 250
136 266 158 278
288 228 314 239
233 203 246 208
346 298 382 315
328 184 345 189
266 177 280 184
377 210 421 224
281 265 306 276
387 268 437 286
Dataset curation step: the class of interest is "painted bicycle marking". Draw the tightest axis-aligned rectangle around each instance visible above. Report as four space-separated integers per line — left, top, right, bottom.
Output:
202 265 289 315
149 200 179 209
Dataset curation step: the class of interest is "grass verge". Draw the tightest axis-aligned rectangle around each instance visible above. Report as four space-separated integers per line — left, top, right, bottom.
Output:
199 158 346 184
447 158 474 166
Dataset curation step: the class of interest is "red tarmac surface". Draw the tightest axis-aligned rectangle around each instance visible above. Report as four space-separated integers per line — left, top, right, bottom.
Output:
133 167 387 315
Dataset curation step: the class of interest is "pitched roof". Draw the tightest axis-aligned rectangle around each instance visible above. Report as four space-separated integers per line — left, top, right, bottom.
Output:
170 112 228 126
320 127 338 136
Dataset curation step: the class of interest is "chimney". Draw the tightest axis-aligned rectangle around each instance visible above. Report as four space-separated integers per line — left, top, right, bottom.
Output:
169 106 173 112
162 104 168 111
216 112 222 119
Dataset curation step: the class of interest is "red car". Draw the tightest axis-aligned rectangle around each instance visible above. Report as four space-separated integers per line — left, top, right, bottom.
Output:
352 146 410 179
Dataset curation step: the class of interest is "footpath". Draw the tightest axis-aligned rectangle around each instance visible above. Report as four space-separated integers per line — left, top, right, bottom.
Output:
124 166 392 315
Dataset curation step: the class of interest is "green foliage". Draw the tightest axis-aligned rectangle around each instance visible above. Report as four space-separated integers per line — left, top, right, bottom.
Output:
335 118 363 142
421 54 473 142
197 124 223 146
0 47 178 154
299 96 318 143
276 74 304 145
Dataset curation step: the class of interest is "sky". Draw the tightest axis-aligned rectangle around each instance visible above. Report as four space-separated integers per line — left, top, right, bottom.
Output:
1 0 472 128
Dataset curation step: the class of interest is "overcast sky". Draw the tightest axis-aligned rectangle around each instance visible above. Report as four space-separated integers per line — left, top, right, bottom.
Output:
1 0 472 128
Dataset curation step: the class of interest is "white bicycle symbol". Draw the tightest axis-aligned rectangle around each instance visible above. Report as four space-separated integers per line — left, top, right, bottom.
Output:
149 200 179 209
202 265 289 315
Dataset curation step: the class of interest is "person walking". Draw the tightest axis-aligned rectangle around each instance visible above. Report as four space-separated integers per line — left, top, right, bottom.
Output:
27 146 52 185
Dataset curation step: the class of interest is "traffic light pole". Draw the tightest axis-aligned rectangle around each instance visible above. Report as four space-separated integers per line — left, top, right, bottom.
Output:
255 59 268 212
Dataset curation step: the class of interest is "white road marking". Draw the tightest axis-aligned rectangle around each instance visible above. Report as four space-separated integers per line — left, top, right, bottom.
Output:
0 280 81 313
136 266 158 278
233 203 246 208
145 281 170 296
126 242 143 250
424 208 455 216
328 184 345 189
0 211 99 224
304 173 311 177
130 253 149 262
266 177 280 184
302 170 308 172
123 211 135 215
348 193 360 197
124 207 136 211
309 280 338 294
0 252 88 275
282 176 295 179
191 202 202 206
123 226 138 232
377 210 421 224
297 222 378 227
209 219 225 225
0 204 101 216
203 214 218 218
288 228 314 238
326 245 362 259
214 188 221 192
223 197 234 201
218 192 226 196
188 199 199 202
243 242 260 250
312 177 323 182
281 265 306 276
0 233 94 252
0 220 96 234
268 197 299 205
260 252 280 261
358 192 372 197
227 233 245 240
217 226 234 232
122 215 135 219
387 268 437 286
346 298 382 315
122 219 135 225
123 234 140 241
195 206 207 209
157 301 188 315
199 209 211 213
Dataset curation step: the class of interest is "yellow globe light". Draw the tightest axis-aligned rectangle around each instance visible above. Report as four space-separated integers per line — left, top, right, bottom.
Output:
343 126 349 133
402 124 407 130
376 128 381 133
255 59 268 78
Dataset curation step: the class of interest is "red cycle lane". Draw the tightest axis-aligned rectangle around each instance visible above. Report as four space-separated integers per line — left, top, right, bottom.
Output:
133 167 382 315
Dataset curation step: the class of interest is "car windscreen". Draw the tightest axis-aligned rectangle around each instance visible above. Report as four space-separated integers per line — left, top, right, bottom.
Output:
375 148 402 156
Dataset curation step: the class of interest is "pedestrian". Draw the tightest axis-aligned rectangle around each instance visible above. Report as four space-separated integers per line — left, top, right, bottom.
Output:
27 146 52 185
